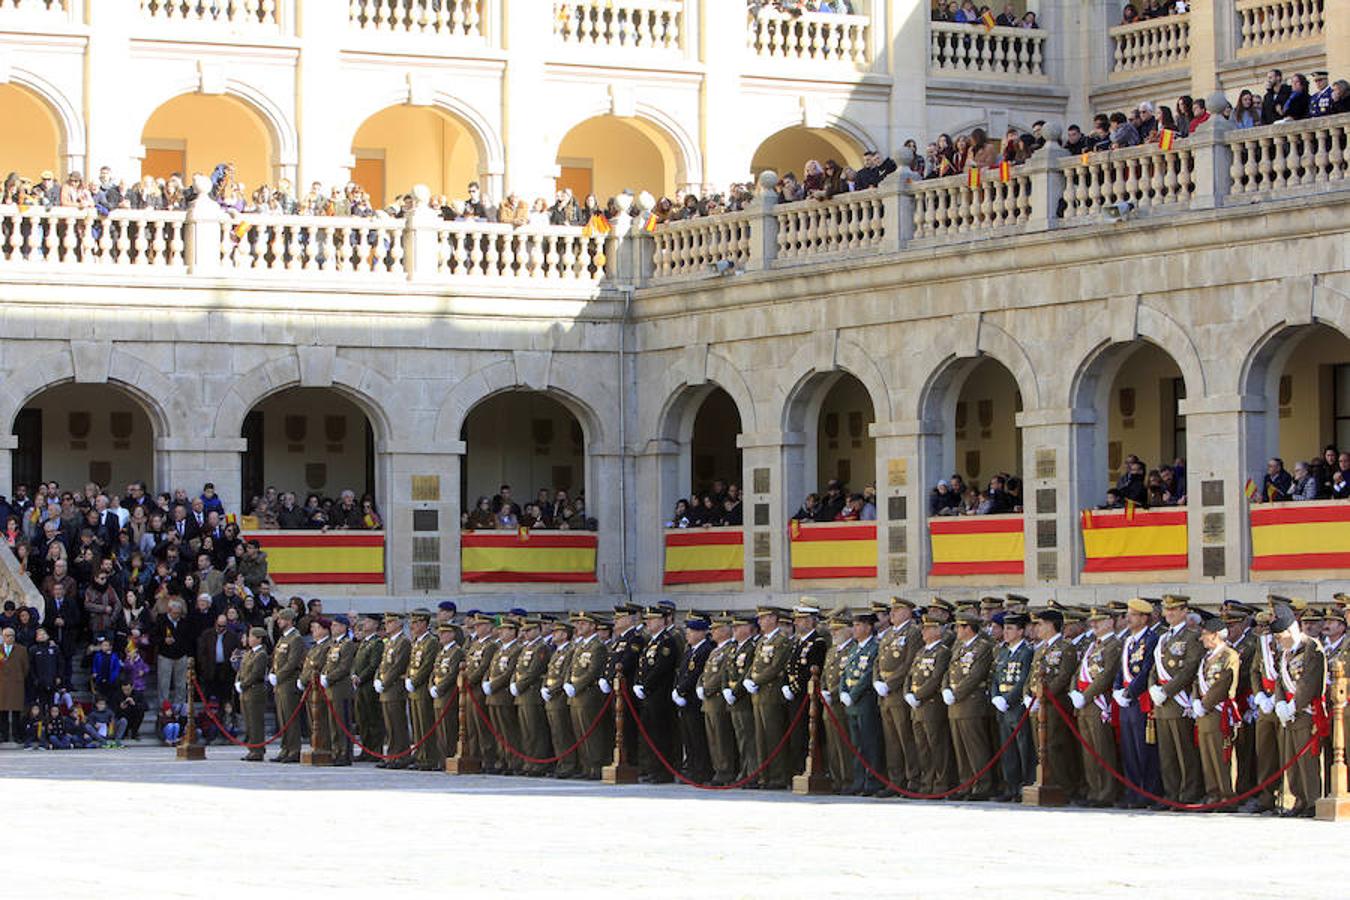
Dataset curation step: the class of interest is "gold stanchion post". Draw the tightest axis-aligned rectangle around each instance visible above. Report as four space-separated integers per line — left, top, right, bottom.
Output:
301 677 333 767
793 666 833 795
1021 679 1065 806
1316 658 1349 821
446 663 481 775
602 673 638 785
176 659 205 761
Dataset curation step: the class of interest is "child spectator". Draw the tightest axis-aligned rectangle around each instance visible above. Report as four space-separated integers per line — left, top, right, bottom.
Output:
88 636 123 706
21 703 43 749
116 681 147 741
87 696 126 746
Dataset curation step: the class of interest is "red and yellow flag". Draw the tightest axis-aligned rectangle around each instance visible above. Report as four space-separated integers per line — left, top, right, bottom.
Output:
232 221 251 239
517 525 530 541
1080 152 1092 166
664 528 744 586
1123 498 1137 523
981 10 996 30
1081 508 1188 574
967 168 982 189
581 214 611 238
643 214 658 233
789 521 876 580
998 161 1011 183
242 531 384 585
1081 508 1095 531
462 531 597 583
1158 128 1175 151
939 156 954 176
1251 502 1350 572
1244 478 1259 501
929 515 1024 578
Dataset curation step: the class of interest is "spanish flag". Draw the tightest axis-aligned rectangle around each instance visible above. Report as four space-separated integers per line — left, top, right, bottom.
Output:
998 161 1011 183
789 521 877 580
1266 482 1279 502
1080 152 1091 166
968 168 981 189
1123 498 1137 523
643 214 658 233
1244 478 1259 502
1158 128 1175 151
981 10 996 30
233 221 251 239
939 156 954 176
1081 508 1095 531
518 525 530 541
789 518 802 540
581 214 611 238
664 528 744 585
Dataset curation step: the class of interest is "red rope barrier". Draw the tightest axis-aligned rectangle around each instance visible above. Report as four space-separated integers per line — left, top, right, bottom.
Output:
320 683 460 761
622 684 810 790
1045 690 1325 811
191 678 312 750
466 685 615 764
819 690 1031 799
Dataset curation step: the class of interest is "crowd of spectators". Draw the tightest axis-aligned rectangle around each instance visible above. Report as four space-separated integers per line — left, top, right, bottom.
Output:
666 479 746 528
792 479 879 522
929 472 1023 516
1257 448 1350 503
748 1 858 15
1117 0 1188 24
245 487 382 531
1099 455 1187 509
462 484 596 531
931 0 1039 28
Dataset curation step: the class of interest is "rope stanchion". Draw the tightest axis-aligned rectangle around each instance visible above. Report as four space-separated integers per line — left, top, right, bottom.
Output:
819 689 1031 799
1045 690 1324 812
176 659 205 761
622 683 810 791
603 673 639 784
465 680 615 765
191 677 313 750
321 683 461 762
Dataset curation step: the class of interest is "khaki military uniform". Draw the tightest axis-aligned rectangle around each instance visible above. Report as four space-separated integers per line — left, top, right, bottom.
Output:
431 638 464 763
820 635 854 790
1280 634 1327 813
699 638 738 785
238 645 270 759
268 627 306 762
1149 624 1204 803
723 637 760 784
1230 626 1257 793
511 637 553 775
486 638 525 774
1073 633 1121 805
300 637 331 757
1249 632 1283 811
406 630 439 769
352 633 385 759
909 640 953 794
464 635 499 770
877 619 921 791
322 635 357 764
1194 643 1239 801
943 636 994 799
567 633 611 779
747 628 794 789
376 632 411 768
543 640 578 777
1027 634 1079 797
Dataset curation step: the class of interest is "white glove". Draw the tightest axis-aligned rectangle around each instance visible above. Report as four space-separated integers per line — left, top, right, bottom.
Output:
1246 694 1259 712
781 685 794 702
234 681 243 694
509 683 519 697
1069 690 1085 710
722 687 736 705
696 685 705 701
873 680 889 697
373 678 384 694
904 692 920 709
480 680 491 696
1190 699 1205 718
1029 698 1041 714
320 675 329 689
821 689 833 704
404 678 414 693
429 686 439 699
598 678 611 694
672 690 687 708
991 695 1009 713
941 688 956 706
563 682 576 698
1148 685 1167 705
540 687 552 702
633 684 646 701
1275 700 1294 723
296 679 305 691
743 679 758 695
267 673 277 687
1112 688 1130 708
1259 694 1276 715
840 691 853 707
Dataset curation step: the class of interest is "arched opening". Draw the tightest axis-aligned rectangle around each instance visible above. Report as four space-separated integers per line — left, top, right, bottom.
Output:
141 93 278 191
0 83 64 181
555 115 679 204
12 384 156 494
920 356 1024 515
351 105 484 209
750 125 865 182
461 392 588 528
783 371 876 521
238 388 376 522
690 387 743 497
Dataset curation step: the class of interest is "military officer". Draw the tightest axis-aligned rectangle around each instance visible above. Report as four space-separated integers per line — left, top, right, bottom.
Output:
1320 605 1348 784
783 603 829 776
722 613 760 787
819 610 855 792
1004 594 1031 614
634 606 680 783
906 614 953 795
943 609 995 800
374 611 411 769
351 614 385 763
1112 598 1161 807
300 616 332 760
235 626 270 761
673 615 714 784
699 614 739 786
403 609 438 771
839 610 883 796
1068 607 1121 807
1225 602 1258 794
267 608 305 764
430 622 465 765
990 611 1035 800
510 618 552 776
484 616 525 775
978 597 1003 638
1272 601 1327 817
875 597 921 795
1027 609 1079 799
321 615 357 766
435 600 457 628
928 598 956 646
1147 594 1204 804
463 614 500 772
745 605 794 790
1192 614 1240 805
564 611 611 780
542 619 579 778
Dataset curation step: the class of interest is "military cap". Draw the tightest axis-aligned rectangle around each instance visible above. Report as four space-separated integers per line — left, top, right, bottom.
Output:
792 603 821 617
890 596 917 610
870 600 891 614
570 610 600 624
990 610 1006 626
826 609 852 627
928 597 954 612
409 607 432 621
852 610 877 626
383 611 404 622
1254 610 1274 626
437 600 458 612
520 617 544 628
1267 594 1291 607
312 616 332 630
614 602 643 615
979 596 1003 611
731 611 758 626
1048 599 1069 611
644 605 670 618
1031 609 1063 627
956 602 980 616
657 598 677 611
1313 69 1329 77
249 626 268 639
1063 607 1088 623
331 614 350 626
509 607 528 617
1333 592 1350 607
436 621 457 634
1200 616 1226 635
1126 598 1153 614
756 604 788 617
276 608 297 621
1270 603 1296 634
1085 606 1112 622
497 615 521 629
954 610 981 627
1221 607 1249 625
920 613 945 628
1290 597 1309 613
1107 600 1129 614
551 620 575 635
1003 612 1029 628
1162 594 1190 610
1004 594 1031 610
685 617 711 632
1302 607 1326 624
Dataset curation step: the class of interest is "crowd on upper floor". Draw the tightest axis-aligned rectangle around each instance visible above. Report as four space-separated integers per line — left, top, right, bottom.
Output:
928 472 1023 516
931 0 1038 28
1257 448 1350 503
463 483 597 531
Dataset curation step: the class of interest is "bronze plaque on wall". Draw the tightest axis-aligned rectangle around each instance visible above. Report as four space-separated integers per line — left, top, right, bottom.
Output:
752 467 770 494
1035 448 1056 480
753 531 771 559
411 475 440 501
1200 479 1224 507
887 457 908 487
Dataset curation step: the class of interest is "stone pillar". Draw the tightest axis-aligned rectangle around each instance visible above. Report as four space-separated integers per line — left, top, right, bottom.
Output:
1023 143 1067 231
884 0 930 146
158 438 248 521
84 0 133 179
401 187 441 282
184 186 225 276
502 0 552 197
1186 0 1223 97
871 423 926 591
293 0 349 187
1328 5 1350 78
739 431 796 597
699 0 747 190
1177 397 1252 586
877 174 915 255
1041 0 1110 128
743 192 779 274
384 446 463 596
1187 120 1234 211
1017 410 1090 586
590 449 633 599
0 434 16 501
635 440 680 594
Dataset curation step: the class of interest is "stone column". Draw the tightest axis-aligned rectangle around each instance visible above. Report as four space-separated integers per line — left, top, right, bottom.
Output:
1177 396 1252 587
502 0 552 197
158 438 248 521
1017 410 1091 587
1328 5 1350 78
590 449 633 599
0 434 16 501
383 445 463 596
871 423 927 592
743 192 779 273
1186 0 1223 97
85 0 133 178
699 0 747 190
293 0 348 186
635 440 680 594
884 0 930 146
739 430 798 597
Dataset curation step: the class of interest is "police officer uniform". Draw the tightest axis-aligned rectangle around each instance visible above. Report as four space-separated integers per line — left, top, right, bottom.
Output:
674 615 714 783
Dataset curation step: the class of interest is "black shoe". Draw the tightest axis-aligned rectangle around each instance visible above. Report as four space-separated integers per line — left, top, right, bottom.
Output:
875 789 898 799
241 754 263 762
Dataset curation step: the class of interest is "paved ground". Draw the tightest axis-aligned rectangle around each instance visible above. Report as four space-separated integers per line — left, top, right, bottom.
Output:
3 743 1346 898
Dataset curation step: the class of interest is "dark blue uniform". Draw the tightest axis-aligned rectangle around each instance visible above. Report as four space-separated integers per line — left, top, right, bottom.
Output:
1114 627 1162 805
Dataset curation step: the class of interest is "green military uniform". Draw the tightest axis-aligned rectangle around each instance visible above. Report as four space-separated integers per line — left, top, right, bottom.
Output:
1276 614 1326 816
300 633 331 758
700 623 738 786
943 615 995 800
405 612 440 771
321 623 357 766
511 624 553 776
990 617 1035 798
566 615 611 780
746 608 794 790
1148 598 1205 804
542 626 579 778
1070 613 1121 806
1227 610 1258 794
431 624 465 765
485 623 525 775
723 623 760 785
1026 615 1079 798
352 627 385 761
1193 624 1239 803
839 619 882 795
464 621 500 771
268 617 306 763
818 615 853 791
237 634 269 761
375 615 412 769
876 600 921 792
1247 622 1282 812
908 623 953 795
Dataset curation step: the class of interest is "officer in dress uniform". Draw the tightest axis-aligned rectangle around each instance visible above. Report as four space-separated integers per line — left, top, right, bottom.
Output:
1311 71 1335 116
699 614 739 786
510 618 552 776
1192 614 1240 806
1148 594 1205 805
430 622 464 765
1026 609 1080 800
990 611 1035 801
1240 607 1283 814
267 608 305 764
673 615 714 784
1224 602 1258 794
875 597 921 795
928 598 956 647
819 609 854 792
784 603 828 776
564 610 610 780
745 605 794 790
374 611 411 770
634 606 680 783
401 609 437 771
942 610 994 800
541 619 578 778
839 610 883 795
300 616 332 760
606 603 647 767
1112 598 1161 807
484 616 525 775
906 613 953 795
1068 607 1121 807
723 613 760 787
351 614 385 763
235 626 270 761
321 615 356 767
1271 601 1327 817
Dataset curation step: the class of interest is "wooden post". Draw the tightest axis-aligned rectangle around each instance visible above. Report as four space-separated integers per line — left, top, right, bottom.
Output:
602 673 638 785
1021 680 1066 806
446 663 481 775
176 659 205 761
301 677 333 767
1317 658 1350 821
793 666 833 795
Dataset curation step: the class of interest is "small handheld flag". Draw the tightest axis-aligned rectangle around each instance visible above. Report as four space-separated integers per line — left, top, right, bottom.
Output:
1244 478 1258 501
1081 509 1095 531
643 214 658 233
981 10 996 30
1123 498 1137 522
1158 128 1175 151
518 525 530 542
967 168 982 189
998 161 1011 183
1080 152 1091 166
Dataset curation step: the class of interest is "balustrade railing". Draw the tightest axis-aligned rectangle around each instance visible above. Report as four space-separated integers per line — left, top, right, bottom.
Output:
747 8 870 65
651 212 753 279
348 0 483 38
0 0 69 16
0 207 187 268
1235 0 1324 51
929 21 1047 79
910 170 1033 239
1059 143 1196 219
554 0 683 51
140 0 279 26
1227 116 1350 199
436 223 606 280
1108 14 1189 74
775 189 886 261
221 214 406 274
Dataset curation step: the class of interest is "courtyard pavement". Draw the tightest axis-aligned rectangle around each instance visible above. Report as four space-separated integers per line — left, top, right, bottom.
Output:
2 744 1342 898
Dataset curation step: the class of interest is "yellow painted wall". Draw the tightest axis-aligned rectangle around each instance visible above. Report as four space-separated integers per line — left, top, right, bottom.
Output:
141 93 274 190
352 106 480 206
464 393 585 508
254 389 370 498
1107 343 1183 482
751 127 863 181
557 116 670 203
690 388 742 492
23 384 153 491
953 358 1022 484
0 84 62 179
817 376 876 491
1277 326 1350 464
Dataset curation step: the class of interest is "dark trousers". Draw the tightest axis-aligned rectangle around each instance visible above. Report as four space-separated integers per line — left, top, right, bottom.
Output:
638 696 678 779
846 701 883 792
1118 703 1161 803
679 702 712 782
0 709 20 742
997 704 1036 791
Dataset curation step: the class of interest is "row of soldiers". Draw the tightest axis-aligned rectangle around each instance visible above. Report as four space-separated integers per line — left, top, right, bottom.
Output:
231 592 1343 816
